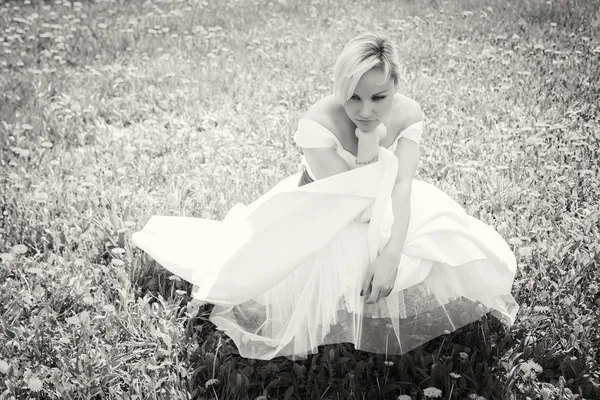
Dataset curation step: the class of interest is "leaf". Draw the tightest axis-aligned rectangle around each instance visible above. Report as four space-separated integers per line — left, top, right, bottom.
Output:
111 259 124 267
103 304 116 313
508 237 522 246
26 267 43 276
292 363 305 378
79 311 90 325
10 147 29 157
284 386 294 400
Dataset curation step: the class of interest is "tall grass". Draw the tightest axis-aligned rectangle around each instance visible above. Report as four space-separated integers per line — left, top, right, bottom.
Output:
0 0 599 398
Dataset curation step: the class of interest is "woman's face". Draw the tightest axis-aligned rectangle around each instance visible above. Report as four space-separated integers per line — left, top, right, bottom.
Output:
343 68 396 132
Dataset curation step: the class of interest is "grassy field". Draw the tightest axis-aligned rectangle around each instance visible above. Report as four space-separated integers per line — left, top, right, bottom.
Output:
1 0 599 398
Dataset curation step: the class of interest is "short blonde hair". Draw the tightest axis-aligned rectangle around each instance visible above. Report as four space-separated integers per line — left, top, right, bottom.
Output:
333 33 400 104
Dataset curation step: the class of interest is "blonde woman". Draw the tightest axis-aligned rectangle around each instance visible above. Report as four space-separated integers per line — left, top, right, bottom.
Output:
133 33 519 360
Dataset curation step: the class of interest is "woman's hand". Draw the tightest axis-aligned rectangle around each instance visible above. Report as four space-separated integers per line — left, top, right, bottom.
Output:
360 252 400 304
354 123 388 142
355 123 386 164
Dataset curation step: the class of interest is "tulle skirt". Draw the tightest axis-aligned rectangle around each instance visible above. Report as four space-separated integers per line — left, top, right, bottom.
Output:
209 190 518 360
132 153 519 360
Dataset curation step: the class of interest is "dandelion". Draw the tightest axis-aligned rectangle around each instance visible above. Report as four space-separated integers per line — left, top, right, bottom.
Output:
518 246 533 257
459 351 469 360
449 372 461 379
0 359 9 373
398 395 412 400
521 359 543 379
26 375 43 392
11 244 28 254
423 387 442 398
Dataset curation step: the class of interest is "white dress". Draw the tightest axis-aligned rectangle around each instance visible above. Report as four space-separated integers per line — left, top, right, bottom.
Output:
132 118 519 360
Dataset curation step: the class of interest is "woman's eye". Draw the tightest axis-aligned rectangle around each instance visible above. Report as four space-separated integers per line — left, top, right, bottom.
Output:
350 95 360 100
374 96 386 101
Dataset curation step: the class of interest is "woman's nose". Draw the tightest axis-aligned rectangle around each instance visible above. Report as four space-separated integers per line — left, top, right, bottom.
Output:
359 101 373 117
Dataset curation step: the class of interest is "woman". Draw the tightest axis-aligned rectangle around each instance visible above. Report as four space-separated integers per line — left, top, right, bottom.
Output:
132 33 519 361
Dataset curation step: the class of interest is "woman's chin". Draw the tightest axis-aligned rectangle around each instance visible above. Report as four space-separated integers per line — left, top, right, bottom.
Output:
355 120 380 132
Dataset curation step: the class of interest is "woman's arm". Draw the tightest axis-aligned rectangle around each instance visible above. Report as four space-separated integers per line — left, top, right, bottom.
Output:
302 129 380 180
362 100 423 304
380 137 421 260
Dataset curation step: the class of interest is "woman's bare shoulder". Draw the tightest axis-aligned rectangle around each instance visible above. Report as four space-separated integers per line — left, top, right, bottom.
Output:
390 93 423 131
302 95 345 136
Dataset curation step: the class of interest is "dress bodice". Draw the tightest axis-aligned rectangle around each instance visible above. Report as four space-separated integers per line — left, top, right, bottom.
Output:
293 118 423 179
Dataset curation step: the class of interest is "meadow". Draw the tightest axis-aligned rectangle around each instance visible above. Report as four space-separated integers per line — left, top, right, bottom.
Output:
0 0 599 398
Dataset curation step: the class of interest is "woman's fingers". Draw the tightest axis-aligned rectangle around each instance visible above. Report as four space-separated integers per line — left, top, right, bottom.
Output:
361 272 374 297
366 285 383 304
367 286 393 304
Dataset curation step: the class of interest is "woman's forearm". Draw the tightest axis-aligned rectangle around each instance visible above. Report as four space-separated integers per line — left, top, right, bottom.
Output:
356 135 380 164
381 182 412 262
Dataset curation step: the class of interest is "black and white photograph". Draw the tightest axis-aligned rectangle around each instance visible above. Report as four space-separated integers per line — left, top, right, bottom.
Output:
0 0 598 398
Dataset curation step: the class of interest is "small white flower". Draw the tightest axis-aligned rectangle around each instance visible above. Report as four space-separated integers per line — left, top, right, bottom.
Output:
520 359 543 377
0 359 9 374
449 372 461 379
527 360 543 373
533 305 550 313
398 395 412 400
459 351 469 360
205 378 220 388
468 395 487 400
27 375 43 392
384 361 394 367
423 387 442 398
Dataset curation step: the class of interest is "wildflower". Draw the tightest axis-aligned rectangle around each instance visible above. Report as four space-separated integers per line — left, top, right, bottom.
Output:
0 360 8 374
468 395 487 400
398 395 412 400
449 372 461 379
384 361 394 367
523 359 543 373
205 378 220 388
26 375 43 392
533 305 550 313
423 387 442 398
459 351 469 360
520 359 543 378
